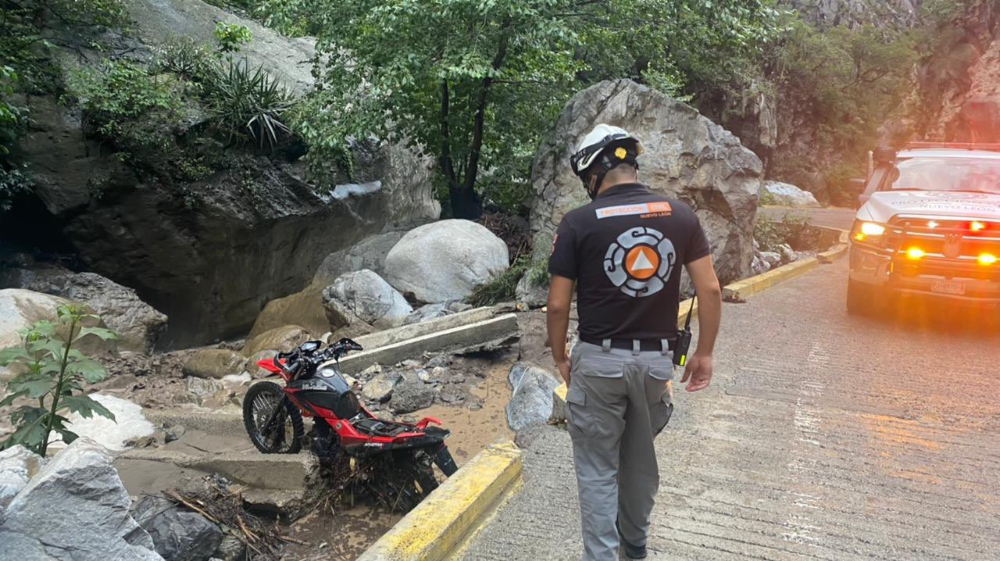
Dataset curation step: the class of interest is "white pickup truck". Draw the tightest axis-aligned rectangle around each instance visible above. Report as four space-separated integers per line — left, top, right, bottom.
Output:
848 142 1000 314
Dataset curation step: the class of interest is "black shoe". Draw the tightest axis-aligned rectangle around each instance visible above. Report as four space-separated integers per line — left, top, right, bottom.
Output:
616 519 647 559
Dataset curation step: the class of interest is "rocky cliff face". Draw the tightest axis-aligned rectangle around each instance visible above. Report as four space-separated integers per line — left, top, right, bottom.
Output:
6 0 440 348
529 80 762 286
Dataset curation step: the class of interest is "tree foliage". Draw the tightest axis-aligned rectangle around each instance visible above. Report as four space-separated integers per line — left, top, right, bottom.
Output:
0 306 117 456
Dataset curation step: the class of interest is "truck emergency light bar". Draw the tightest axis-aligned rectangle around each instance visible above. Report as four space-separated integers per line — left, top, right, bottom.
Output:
904 141 1000 152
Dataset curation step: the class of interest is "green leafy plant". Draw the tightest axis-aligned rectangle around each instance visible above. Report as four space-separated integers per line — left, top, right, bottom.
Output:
204 58 293 151
0 306 117 456
0 166 34 212
69 60 180 158
467 256 547 307
214 22 253 53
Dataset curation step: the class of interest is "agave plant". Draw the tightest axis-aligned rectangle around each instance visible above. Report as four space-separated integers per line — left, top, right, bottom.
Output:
206 58 294 152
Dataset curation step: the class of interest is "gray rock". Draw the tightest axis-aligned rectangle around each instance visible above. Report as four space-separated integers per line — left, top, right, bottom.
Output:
322 270 412 330
184 377 225 406
242 325 312 357
1 267 168 353
448 373 466 385
245 350 278 379
182 349 246 380
213 535 246 561
132 495 222 561
438 388 465 404
506 363 561 433
528 79 762 287
385 220 510 303
362 371 402 402
424 354 453 369
760 252 782 268
751 252 771 276
515 273 548 309
389 378 437 414
0 438 163 560
403 301 474 325
164 425 186 444
315 230 407 285
0 446 45 511
762 181 821 208
778 244 798 264
0 289 115 356
431 366 446 379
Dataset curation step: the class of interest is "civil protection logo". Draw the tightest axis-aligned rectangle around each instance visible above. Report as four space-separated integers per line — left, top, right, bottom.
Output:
604 227 676 297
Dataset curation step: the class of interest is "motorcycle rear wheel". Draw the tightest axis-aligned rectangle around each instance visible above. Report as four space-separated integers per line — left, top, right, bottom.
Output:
243 381 304 454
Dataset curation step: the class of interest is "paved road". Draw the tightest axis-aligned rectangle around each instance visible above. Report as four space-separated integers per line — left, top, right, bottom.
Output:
761 207 856 231
460 259 1000 560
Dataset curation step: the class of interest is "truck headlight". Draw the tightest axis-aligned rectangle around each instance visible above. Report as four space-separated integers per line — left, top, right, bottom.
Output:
852 221 886 242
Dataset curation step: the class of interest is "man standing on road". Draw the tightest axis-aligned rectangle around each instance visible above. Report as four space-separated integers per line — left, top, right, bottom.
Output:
546 124 723 561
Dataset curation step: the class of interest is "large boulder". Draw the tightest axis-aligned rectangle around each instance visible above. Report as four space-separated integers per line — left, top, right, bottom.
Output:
246 283 330 340
132 495 223 561
314 230 407 286
0 438 163 560
506 363 561 433
182 349 246 379
529 79 762 285
762 181 821 208
247 230 410 339
242 325 312 357
1 266 168 353
0 446 45 511
384 220 510 303
322 270 412 330
362 371 402 403
0 288 113 355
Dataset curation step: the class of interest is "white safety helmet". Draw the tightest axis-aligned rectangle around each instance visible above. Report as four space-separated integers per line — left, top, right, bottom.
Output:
570 124 644 199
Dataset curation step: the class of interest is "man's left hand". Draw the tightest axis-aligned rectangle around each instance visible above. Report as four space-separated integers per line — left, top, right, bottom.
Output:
680 354 713 392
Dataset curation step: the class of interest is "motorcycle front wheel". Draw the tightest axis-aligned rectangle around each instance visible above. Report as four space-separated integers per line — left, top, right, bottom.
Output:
243 381 304 454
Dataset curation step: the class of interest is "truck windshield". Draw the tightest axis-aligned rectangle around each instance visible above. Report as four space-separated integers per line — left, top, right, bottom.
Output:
887 157 1000 194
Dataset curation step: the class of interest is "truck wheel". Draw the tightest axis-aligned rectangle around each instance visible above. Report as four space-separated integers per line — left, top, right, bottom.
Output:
847 279 878 316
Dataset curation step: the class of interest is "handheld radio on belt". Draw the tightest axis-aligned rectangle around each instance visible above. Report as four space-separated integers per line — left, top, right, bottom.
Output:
673 296 696 367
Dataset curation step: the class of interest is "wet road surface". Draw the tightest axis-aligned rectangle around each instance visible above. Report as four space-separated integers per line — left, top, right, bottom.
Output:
460 258 1000 560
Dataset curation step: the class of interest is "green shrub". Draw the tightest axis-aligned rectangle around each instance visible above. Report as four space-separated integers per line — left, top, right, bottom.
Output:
0 306 117 456
0 166 33 212
203 58 293 151
214 22 253 53
466 257 549 307
68 60 180 157
153 39 216 81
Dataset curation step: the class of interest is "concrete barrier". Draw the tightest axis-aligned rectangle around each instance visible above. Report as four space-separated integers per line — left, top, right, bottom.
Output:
116 448 317 491
336 313 520 374
357 440 523 561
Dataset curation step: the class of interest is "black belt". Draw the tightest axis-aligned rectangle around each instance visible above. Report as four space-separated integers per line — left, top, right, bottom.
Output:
579 336 676 352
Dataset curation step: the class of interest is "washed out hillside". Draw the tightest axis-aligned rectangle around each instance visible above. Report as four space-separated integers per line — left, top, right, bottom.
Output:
2 0 998 559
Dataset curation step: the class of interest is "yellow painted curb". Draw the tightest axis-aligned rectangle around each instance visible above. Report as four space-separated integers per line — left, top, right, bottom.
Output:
724 230 849 302
357 440 523 561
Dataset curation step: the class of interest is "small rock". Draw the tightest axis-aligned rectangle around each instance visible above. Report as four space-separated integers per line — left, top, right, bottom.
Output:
0 446 45 510
416 369 431 383
438 388 465 404
185 377 225 406
124 435 158 449
363 371 402 402
343 374 360 388
164 425 186 444
448 373 466 384
761 251 781 268
245 350 278 379
214 535 246 561
778 244 797 264
468 402 483 411
183 349 246 379
506 362 561 432
389 379 437 414
424 354 453 369
360 363 383 378
401 359 422 369
431 366 446 379
221 372 252 385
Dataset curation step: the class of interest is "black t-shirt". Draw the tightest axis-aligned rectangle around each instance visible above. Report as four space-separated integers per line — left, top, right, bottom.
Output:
548 183 711 341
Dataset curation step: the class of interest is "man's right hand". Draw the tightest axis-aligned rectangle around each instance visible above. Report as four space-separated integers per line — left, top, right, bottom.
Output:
556 359 571 385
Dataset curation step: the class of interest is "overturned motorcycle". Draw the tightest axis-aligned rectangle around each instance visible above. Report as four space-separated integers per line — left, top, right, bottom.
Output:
242 338 458 510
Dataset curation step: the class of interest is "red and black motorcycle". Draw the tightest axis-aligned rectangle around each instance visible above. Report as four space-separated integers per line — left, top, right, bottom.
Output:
242 338 458 502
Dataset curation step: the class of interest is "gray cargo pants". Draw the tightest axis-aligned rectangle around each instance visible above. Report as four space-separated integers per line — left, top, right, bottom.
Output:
566 340 674 561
